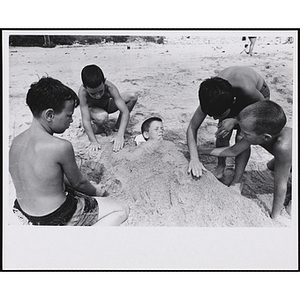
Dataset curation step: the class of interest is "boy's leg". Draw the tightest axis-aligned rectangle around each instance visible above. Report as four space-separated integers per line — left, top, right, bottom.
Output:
248 37 256 55
267 158 275 171
109 92 138 129
215 130 232 179
93 197 129 226
230 133 250 190
89 107 109 134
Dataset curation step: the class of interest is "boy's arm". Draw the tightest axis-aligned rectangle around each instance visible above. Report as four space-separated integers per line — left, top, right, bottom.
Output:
216 86 266 139
270 144 292 219
107 82 130 152
187 106 207 177
78 87 101 150
243 84 267 103
58 140 97 196
199 138 251 157
215 117 238 138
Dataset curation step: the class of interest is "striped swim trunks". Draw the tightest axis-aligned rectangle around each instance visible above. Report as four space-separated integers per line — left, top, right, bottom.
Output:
12 189 99 226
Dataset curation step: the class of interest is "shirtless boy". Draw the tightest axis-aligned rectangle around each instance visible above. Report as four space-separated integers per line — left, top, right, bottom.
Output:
9 77 129 226
199 101 292 222
187 66 270 187
78 64 138 152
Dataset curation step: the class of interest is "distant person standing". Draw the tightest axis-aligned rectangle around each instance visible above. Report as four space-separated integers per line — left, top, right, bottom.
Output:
248 36 257 56
43 35 55 48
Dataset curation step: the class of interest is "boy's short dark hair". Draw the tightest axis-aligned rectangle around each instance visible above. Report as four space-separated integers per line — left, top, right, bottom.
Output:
81 64 105 88
238 101 287 135
141 117 163 140
26 77 79 117
199 77 235 117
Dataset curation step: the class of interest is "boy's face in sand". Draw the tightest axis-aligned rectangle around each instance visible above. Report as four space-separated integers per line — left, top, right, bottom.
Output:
86 82 105 99
51 100 75 134
239 119 270 145
144 121 164 141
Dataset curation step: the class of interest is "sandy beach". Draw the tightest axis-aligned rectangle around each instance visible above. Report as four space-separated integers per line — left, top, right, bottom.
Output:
7 32 295 227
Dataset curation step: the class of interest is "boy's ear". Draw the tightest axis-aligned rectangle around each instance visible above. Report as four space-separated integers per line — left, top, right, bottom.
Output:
143 131 149 140
44 108 55 121
263 133 272 142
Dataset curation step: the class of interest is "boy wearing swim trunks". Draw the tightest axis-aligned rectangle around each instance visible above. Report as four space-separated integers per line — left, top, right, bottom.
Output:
9 77 129 226
187 66 270 186
198 101 292 224
78 64 138 152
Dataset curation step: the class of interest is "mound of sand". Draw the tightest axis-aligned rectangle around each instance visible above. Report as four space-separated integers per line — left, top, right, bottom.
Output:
74 136 280 227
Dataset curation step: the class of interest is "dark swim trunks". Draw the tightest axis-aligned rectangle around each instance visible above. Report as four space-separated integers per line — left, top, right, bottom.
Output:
88 84 112 112
259 80 270 100
13 189 99 226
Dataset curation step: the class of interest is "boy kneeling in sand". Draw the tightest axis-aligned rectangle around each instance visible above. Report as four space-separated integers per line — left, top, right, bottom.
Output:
9 77 129 226
198 101 292 223
187 66 270 182
78 64 138 152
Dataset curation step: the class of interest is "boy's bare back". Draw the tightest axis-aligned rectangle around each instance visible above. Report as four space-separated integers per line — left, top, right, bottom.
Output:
9 127 70 216
218 66 264 91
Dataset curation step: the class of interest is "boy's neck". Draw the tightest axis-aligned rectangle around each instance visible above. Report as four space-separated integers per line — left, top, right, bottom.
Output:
260 133 279 147
31 117 54 135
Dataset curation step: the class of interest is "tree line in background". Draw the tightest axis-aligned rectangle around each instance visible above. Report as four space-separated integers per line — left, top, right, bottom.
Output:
9 35 166 47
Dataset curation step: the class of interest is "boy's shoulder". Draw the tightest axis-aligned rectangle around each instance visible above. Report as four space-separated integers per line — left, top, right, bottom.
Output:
273 127 292 154
51 136 73 153
78 84 87 96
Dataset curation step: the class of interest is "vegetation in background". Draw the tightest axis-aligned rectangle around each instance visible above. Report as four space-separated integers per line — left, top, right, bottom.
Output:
9 35 166 47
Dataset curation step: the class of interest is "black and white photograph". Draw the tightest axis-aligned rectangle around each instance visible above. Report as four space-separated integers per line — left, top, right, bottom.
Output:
2 29 298 270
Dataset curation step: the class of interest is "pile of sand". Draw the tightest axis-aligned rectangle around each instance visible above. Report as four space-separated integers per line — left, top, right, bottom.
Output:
74 136 280 227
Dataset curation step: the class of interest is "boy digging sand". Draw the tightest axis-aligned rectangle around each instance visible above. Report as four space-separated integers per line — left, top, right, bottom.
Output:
187 66 270 185
199 101 292 223
78 64 138 152
9 77 129 226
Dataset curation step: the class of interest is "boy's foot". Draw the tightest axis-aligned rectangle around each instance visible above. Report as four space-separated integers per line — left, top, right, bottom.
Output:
285 201 292 216
92 122 112 135
272 207 292 226
273 210 291 226
229 182 244 194
214 164 225 179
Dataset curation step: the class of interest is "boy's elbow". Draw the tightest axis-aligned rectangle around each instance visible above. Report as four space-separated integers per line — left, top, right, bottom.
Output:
71 177 89 190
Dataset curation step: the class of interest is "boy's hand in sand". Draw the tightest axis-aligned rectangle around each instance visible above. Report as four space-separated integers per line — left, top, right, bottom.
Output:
271 208 291 227
88 141 101 151
111 134 124 152
188 159 207 177
91 181 107 197
215 118 236 138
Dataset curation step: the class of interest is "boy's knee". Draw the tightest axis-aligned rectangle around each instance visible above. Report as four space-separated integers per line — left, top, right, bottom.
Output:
128 92 138 103
236 133 243 142
267 159 275 171
118 203 130 223
93 111 108 124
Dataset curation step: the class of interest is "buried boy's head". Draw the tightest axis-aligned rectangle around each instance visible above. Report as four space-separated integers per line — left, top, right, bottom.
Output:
199 77 235 119
237 101 287 144
141 117 163 141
